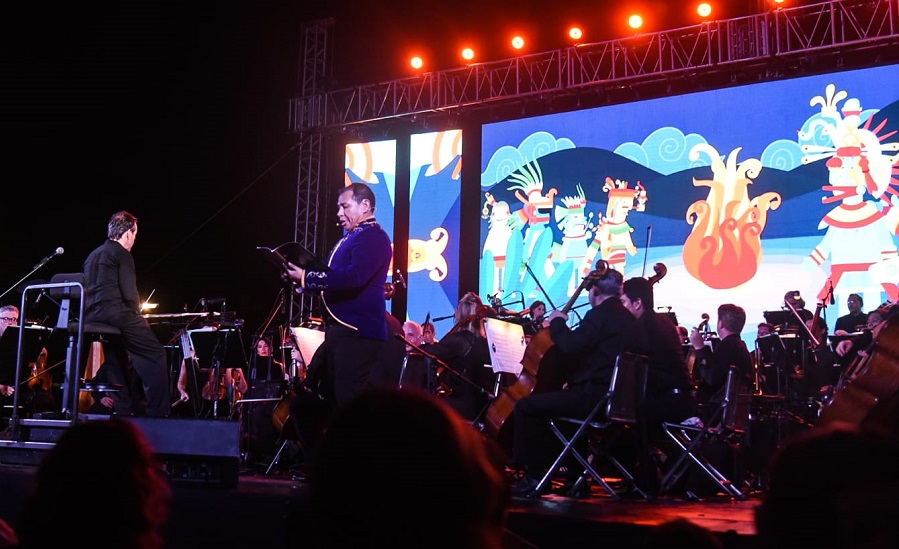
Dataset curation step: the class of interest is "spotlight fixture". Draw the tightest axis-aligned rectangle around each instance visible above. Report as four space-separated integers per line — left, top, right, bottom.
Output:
511 35 525 50
410 56 424 70
628 14 643 31
697 3 712 18
568 26 583 42
461 47 475 62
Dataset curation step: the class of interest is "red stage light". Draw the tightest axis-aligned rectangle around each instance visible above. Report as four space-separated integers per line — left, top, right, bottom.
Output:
628 14 644 31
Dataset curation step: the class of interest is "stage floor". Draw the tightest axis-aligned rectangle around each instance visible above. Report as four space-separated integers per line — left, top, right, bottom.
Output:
1 460 759 548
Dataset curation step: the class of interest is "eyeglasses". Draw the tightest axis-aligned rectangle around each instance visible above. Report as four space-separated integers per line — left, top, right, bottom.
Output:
0 317 19 323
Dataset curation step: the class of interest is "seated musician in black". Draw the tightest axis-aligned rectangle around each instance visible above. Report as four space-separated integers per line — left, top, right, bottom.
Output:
621 276 698 492
803 317 839 402
834 303 897 376
688 303 754 424
522 300 546 340
509 267 636 497
247 337 287 465
420 292 495 422
398 320 433 392
833 293 867 335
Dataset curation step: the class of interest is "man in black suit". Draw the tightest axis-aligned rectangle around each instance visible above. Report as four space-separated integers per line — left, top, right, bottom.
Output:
83 211 170 417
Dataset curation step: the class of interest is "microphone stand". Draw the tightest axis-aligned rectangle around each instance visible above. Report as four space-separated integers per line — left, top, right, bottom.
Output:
524 262 557 311
0 263 50 302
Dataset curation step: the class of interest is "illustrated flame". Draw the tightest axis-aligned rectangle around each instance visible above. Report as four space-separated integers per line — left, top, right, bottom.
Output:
683 145 782 288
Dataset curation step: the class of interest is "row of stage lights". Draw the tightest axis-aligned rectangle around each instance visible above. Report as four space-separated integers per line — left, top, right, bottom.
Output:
408 0 789 71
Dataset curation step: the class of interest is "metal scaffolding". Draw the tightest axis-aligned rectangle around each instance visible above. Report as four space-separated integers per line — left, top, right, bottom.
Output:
291 18 333 321
290 0 898 131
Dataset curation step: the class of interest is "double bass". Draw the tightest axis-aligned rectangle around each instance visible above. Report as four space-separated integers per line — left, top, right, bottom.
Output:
483 261 611 444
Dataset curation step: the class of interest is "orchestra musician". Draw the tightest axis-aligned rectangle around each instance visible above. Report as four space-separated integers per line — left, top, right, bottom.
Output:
689 303 754 424
420 292 495 422
753 322 776 394
621 277 697 425
803 317 839 404
0 305 56 416
620 276 697 494
421 320 438 344
833 293 868 335
246 337 287 465
509 268 635 497
522 300 546 339
834 303 896 370
398 320 433 392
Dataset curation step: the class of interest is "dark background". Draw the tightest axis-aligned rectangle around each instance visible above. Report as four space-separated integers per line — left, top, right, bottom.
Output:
2 1 762 347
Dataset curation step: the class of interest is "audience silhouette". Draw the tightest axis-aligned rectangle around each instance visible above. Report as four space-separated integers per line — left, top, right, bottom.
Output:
300 388 521 549
754 422 899 549
14 418 172 549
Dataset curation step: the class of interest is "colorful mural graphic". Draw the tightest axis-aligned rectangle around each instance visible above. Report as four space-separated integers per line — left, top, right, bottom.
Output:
480 64 899 343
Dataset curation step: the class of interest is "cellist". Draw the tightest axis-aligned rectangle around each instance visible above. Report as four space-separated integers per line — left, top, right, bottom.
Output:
620 274 697 495
509 267 636 497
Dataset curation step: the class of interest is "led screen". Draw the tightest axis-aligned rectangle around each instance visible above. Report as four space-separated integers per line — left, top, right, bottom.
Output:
407 130 462 325
480 64 899 344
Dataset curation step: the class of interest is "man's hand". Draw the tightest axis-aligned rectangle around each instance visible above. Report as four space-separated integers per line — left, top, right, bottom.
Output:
0 385 13 397
546 310 568 323
284 261 305 286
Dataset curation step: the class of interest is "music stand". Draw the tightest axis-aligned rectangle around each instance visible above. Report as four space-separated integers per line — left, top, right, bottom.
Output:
188 327 248 418
763 310 790 328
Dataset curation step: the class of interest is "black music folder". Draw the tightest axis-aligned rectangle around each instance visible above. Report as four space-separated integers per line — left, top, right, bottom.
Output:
257 242 330 272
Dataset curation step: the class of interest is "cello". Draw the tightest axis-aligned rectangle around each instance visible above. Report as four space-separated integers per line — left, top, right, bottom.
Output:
817 309 899 430
483 261 610 444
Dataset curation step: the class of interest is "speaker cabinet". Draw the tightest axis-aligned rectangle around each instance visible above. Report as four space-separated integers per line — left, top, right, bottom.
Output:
124 416 240 488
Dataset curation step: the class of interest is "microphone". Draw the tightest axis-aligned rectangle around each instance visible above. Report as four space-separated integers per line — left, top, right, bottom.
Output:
394 269 407 289
829 281 836 306
33 247 64 270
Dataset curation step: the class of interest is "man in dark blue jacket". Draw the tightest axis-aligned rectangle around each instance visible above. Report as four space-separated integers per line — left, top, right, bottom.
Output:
285 182 393 408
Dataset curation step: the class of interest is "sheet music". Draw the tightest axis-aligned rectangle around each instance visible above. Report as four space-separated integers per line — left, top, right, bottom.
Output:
290 326 326 365
484 318 526 375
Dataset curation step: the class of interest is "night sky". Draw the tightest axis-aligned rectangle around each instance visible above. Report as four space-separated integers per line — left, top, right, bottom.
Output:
3 1 762 345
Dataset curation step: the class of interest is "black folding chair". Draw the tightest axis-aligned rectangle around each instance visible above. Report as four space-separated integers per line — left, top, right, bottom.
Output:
531 352 650 500
659 366 749 499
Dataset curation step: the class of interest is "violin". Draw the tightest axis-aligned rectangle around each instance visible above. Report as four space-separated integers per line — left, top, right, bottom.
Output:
202 366 226 401
27 350 52 392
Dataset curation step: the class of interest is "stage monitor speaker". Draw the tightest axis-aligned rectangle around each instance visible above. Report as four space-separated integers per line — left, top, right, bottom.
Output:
123 416 240 488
